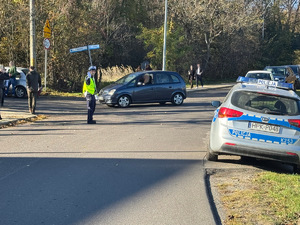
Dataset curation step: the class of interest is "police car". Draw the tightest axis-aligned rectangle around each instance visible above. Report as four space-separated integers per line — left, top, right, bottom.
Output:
207 77 300 173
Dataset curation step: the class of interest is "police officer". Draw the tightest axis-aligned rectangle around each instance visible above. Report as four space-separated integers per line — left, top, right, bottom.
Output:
83 66 97 124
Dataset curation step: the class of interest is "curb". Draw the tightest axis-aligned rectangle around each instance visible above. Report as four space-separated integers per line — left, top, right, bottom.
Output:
0 110 37 127
187 83 235 92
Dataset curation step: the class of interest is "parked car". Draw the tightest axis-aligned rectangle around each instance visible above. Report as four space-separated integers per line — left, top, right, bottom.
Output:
207 77 300 173
245 70 274 80
4 67 28 98
98 70 187 107
264 65 299 90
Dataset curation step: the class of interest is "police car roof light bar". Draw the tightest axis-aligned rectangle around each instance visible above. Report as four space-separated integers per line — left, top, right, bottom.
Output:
236 76 294 90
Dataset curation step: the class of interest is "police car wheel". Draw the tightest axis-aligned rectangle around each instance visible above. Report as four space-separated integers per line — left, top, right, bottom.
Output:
206 146 218 161
240 156 256 163
118 95 131 108
293 165 300 174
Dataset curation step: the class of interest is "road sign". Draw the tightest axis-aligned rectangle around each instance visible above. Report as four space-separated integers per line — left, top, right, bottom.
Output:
44 20 51 38
43 38 50 49
70 44 100 53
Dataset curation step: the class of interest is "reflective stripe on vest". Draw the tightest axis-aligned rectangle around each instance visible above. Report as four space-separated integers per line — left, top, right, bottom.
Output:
83 76 96 95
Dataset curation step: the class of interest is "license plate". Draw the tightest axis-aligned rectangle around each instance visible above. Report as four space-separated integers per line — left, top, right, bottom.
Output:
249 122 280 134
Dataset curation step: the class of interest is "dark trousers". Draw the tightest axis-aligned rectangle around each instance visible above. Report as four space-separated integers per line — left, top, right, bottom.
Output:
0 88 4 106
27 90 38 113
86 94 96 122
196 75 203 87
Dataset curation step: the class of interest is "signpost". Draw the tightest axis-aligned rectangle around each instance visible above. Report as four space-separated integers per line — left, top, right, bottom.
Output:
70 44 100 66
43 20 51 92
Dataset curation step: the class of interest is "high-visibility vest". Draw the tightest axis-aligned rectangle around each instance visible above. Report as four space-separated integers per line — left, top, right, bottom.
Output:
83 76 96 95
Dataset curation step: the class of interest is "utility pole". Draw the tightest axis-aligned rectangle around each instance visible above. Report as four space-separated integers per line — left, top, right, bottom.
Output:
162 0 168 71
30 0 36 67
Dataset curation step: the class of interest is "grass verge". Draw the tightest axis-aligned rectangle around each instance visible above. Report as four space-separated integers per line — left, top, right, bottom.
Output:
216 171 300 225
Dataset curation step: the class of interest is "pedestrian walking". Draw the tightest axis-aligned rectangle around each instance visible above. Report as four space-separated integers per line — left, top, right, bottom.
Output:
83 66 97 124
0 65 9 119
5 61 18 97
195 63 204 88
26 66 42 114
188 65 195 89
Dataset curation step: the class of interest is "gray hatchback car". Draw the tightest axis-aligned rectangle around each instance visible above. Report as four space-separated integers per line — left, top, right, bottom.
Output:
98 70 186 107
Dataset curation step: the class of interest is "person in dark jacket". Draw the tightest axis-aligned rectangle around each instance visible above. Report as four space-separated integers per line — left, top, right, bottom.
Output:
195 63 204 88
188 65 195 89
26 66 42 114
0 65 9 119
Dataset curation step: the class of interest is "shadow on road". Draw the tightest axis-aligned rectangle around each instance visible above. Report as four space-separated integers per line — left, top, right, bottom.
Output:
0 157 203 225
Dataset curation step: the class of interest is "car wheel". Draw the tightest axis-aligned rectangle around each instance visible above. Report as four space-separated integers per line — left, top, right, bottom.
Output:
293 164 300 174
206 146 218 161
240 156 256 163
118 95 131 108
15 86 26 98
171 93 184 106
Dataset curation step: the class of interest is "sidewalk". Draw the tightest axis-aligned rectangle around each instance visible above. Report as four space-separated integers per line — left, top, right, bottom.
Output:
186 82 235 92
0 83 235 128
0 108 37 127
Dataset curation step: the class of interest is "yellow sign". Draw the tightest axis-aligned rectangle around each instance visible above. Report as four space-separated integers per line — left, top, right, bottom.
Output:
44 20 51 38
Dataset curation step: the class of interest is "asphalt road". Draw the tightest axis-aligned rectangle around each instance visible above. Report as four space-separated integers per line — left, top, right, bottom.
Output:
0 88 229 225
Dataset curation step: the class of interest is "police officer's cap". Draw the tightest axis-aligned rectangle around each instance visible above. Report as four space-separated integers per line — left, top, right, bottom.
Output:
88 66 96 71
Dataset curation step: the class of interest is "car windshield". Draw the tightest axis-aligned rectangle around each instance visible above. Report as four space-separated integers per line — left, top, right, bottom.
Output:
246 73 271 80
288 66 299 74
115 73 140 84
231 91 300 115
265 67 286 76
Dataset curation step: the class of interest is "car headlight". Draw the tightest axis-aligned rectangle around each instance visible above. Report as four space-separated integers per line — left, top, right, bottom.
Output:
108 89 116 95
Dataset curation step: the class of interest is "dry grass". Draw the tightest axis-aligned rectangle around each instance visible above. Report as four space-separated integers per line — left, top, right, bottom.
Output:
211 170 300 225
100 65 135 82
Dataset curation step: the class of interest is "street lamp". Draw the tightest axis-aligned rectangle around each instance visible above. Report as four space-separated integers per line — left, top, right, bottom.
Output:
262 0 273 40
30 0 36 67
162 0 168 71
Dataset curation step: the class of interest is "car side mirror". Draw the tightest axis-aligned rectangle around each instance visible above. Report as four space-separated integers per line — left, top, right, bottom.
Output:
211 101 221 108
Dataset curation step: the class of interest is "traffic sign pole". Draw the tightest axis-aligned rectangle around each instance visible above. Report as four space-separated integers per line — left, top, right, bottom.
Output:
87 45 93 66
43 19 51 92
44 49 47 91
43 38 50 92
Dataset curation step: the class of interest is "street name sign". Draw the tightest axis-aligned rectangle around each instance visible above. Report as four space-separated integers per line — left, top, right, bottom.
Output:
70 44 100 53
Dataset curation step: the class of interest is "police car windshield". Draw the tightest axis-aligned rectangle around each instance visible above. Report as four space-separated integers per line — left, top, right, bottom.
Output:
115 73 139 84
231 91 300 115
